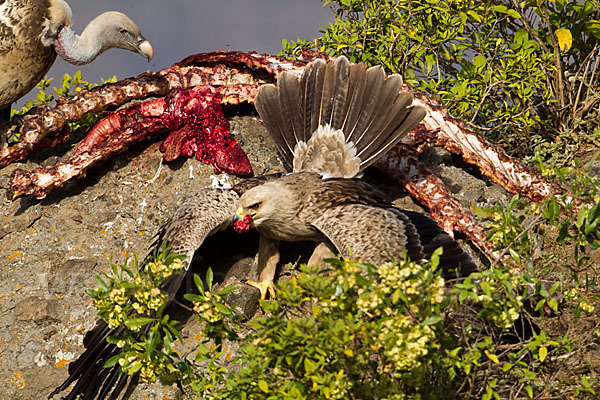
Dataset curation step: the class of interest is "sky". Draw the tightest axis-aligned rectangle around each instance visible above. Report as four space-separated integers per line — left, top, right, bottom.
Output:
19 0 333 105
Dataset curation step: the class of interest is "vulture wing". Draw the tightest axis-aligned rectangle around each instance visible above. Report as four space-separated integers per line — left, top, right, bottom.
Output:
0 0 58 111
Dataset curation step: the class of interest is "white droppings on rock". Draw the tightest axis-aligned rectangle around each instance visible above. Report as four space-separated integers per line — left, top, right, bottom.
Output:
189 163 194 179
137 198 148 224
102 216 119 231
144 159 164 186
34 352 47 367
210 174 232 190
54 349 75 363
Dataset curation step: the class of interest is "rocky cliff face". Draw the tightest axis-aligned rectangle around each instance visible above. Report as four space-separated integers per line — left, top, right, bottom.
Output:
0 110 502 399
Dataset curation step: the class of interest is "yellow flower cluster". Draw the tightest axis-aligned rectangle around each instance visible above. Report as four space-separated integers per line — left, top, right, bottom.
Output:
144 259 184 281
477 291 522 330
356 289 383 314
93 296 127 329
193 293 224 323
378 316 436 374
356 261 445 315
117 353 166 383
109 286 128 305
579 301 595 313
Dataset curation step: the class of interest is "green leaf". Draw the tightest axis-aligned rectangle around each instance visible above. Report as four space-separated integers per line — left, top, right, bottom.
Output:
507 9 521 19
193 273 204 293
473 55 486 69
539 345 548 362
467 10 482 23
184 294 203 302
124 317 155 329
127 360 143 374
514 28 528 45
95 276 109 292
217 285 238 296
422 315 443 325
215 302 233 316
103 353 123 368
584 20 600 39
304 357 317 373
258 379 269 393
485 350 499 363
206 268 214 291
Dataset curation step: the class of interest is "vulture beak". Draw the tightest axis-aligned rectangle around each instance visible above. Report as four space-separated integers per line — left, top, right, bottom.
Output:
136 38 153 61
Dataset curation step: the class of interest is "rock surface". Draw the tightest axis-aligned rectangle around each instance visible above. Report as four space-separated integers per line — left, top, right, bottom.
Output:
0 108 502 399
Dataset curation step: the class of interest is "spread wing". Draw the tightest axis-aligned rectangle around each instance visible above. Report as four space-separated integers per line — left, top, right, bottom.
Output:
400 210 478 279
310 204 425 265
151 187 240 297
50 188 239 400
311 203 477 278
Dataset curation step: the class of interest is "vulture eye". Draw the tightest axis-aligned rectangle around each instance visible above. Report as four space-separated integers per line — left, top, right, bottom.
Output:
119 28 129 35
247 202 260 210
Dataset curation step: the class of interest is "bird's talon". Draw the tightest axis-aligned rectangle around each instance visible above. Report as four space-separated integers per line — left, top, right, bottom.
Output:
243 279 275 300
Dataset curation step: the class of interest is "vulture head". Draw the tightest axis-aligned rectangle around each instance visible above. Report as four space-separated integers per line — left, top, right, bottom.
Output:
0 0 153 131
54 11 153 65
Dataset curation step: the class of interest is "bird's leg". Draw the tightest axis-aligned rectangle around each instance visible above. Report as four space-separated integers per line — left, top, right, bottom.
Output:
307 242 335 269
244 235 279 300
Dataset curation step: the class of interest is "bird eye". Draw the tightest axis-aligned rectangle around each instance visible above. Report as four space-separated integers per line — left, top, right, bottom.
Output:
247 202 260 210
119 28 129 35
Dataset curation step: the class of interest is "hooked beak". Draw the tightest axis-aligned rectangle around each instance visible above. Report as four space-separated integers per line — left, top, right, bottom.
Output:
136 38 153 61
234 206 257 222
234 206 245 222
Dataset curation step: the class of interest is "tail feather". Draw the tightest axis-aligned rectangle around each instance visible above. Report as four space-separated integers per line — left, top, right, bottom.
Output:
340 63 367 136
255 56 425 175
316 60 337 128
360 92 426 167
302 59 327 141
254 84 294 166
329 57 351 129
278 71 303 151
354 74 405 157
346 66 385 146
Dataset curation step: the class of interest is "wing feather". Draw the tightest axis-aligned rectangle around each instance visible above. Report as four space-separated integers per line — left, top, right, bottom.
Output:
254 84 294 166
311 204 424 265
50 188 240 400
401 210 478 279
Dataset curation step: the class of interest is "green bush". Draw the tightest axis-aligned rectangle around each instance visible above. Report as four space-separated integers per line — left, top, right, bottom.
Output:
282 0 600 161
88 235 598 399
9 71 116 143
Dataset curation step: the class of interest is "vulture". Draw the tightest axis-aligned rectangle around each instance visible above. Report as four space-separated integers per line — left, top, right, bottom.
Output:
0 0 153 147
50 56 477 399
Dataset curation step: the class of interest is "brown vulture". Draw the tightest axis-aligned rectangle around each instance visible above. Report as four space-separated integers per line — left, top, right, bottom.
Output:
0 0 153 148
